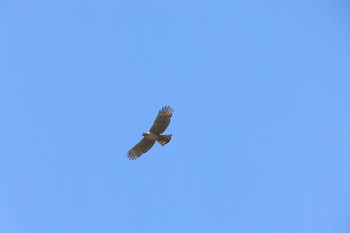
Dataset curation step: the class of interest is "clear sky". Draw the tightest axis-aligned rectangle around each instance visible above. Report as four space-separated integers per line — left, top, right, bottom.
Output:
1 1 350 233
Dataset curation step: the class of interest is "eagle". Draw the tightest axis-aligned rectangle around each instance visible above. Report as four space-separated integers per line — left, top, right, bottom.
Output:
127 106 173 160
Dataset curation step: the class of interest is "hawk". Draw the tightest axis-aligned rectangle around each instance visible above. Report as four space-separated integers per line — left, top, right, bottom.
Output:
127 106 173 160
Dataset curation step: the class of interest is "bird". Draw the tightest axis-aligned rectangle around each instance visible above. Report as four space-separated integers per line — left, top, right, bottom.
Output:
127 106 173 160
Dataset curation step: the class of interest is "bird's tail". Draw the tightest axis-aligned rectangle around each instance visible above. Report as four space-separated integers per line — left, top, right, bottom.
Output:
157 134 172 146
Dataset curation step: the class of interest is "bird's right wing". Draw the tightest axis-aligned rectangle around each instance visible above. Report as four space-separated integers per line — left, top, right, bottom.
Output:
127 138 156 160
149 106 173 134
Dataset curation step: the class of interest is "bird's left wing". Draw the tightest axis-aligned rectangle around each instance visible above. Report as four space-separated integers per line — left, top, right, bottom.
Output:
127 138 156 160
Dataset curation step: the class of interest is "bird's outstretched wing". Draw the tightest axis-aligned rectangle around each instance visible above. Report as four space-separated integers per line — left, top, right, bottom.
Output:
149 106 173 134
127 138 156 160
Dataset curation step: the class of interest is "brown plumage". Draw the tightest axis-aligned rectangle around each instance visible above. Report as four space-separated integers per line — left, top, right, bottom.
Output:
127 106 173 160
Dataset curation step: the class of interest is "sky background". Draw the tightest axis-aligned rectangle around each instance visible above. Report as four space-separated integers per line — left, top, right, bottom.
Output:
1 0 350 232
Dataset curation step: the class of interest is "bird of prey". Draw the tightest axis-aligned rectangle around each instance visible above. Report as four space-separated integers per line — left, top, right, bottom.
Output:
127 106 173 160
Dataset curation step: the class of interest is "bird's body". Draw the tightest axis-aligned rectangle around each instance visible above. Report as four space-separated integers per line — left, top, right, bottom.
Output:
127 106 173 160
142 131 159 140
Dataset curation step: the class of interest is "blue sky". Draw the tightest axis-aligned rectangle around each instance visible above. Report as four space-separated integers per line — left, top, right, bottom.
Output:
1 0 350 232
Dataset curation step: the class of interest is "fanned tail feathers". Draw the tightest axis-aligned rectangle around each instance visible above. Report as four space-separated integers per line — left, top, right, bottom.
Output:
157 134 172 146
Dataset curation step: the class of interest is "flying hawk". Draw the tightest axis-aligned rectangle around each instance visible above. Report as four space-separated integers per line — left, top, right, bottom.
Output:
127 106 173 160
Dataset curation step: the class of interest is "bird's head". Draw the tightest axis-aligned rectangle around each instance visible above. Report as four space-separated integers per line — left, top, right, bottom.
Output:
142 132 150 136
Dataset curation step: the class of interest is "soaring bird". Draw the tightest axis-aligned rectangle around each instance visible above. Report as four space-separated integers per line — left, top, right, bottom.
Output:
127 106 173 160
